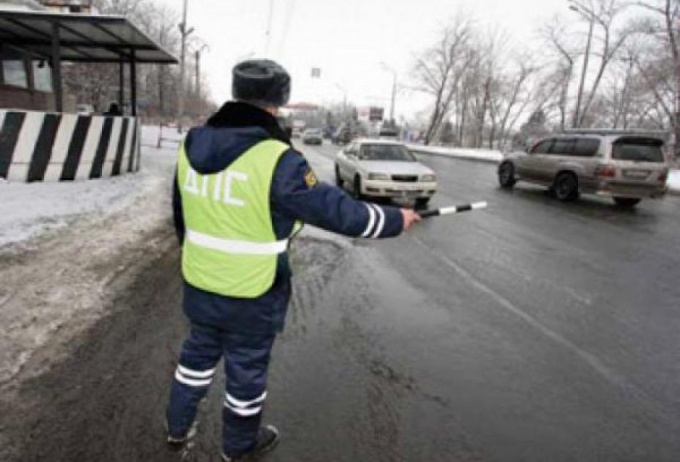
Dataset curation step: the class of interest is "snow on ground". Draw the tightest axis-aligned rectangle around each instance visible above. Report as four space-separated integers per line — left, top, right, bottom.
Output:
407 143 680 194
0 125 345 387
0 126 184 248
407 144 504 163
669 170 680 192
0 127 182 385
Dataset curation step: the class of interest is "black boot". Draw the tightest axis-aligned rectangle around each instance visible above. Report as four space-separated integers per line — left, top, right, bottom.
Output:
221 425 280 461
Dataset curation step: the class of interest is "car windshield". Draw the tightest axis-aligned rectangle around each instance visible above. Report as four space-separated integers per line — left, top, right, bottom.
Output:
306 129 321 135
359 144 415 162
612 137 665 163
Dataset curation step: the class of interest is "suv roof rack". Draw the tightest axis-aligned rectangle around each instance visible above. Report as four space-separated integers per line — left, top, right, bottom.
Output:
561 128 669 138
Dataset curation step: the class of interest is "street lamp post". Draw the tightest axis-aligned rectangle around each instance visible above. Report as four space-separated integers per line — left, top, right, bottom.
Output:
570 2 595 129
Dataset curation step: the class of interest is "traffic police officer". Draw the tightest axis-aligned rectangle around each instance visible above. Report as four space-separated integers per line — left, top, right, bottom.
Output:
166 59 421 461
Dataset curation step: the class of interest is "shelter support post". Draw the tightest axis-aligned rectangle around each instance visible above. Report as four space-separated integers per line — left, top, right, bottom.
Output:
50 21 63 112
130 49 137 116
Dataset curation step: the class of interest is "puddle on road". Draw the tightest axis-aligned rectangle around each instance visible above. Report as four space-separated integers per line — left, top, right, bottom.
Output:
278 236 461 460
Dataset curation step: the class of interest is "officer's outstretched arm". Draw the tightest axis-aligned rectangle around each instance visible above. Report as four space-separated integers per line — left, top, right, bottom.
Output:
271 151 405 238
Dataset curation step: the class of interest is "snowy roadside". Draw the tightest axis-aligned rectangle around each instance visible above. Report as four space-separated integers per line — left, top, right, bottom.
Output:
669 170 680 194
0 125 182 248
407 143 503 164
0 125 348 389
407 143 680 194
0 127 184 387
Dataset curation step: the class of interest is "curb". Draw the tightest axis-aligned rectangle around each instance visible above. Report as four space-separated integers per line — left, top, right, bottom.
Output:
408 147 502 165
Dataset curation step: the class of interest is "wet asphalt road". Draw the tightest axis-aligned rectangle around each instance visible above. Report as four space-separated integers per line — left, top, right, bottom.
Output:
295 142 680 461
4 142 680 462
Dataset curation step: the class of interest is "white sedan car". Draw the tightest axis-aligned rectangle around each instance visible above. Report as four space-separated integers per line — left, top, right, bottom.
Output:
334 139 437 208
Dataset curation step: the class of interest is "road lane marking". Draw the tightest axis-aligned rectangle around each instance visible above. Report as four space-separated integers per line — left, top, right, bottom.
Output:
411 235 627 387
411 236 680 430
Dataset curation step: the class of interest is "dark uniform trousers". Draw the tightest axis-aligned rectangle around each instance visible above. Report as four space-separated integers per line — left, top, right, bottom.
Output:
167 322 276 455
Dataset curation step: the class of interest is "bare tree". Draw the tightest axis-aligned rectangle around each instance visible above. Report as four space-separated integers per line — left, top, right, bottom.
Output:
59 0 211 122
541 16 577 130
487 58 537 148
570 0 629 127
629 0 680 156
412 16 474 144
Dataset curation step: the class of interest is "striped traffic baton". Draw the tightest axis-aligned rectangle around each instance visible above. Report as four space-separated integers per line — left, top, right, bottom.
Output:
419 201 488 218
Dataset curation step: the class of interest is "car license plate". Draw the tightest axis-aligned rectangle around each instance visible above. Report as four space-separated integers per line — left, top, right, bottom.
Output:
623 169 650 179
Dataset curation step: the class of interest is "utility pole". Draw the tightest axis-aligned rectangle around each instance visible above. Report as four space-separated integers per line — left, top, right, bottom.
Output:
177 0 194 132
195 43 209 101
389 71 396 124
335 83 347 121
380 62 397 125
570 2 595 129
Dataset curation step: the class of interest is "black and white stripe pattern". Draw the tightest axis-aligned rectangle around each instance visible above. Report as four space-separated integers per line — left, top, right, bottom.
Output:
224 391 267 417
419 201 488 218
174 364 215 388
361 203 386 238
0 110 140 182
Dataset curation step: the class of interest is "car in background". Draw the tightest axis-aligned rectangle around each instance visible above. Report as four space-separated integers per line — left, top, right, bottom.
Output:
497 131 669 207
323 127 334 139
302 128 323 145
378 127 399 140
291 127 303 139
332 125 353 145
334 138 437 208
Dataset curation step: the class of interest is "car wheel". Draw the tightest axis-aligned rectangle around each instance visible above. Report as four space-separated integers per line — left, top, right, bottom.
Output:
353 175 363 199
554 172 579 202
335 165 343 187
498 161 516 188
614 197 641 208
415 198 430 210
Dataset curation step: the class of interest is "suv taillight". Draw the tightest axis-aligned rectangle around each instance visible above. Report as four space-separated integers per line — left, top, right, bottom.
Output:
596 164 616 178
659 171 668 183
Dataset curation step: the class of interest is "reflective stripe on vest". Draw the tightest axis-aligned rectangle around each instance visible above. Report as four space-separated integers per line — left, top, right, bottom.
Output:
186 229 288 255
178 138 298 298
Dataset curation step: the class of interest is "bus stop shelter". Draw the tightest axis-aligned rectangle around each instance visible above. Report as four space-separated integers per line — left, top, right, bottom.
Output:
0 9 178 114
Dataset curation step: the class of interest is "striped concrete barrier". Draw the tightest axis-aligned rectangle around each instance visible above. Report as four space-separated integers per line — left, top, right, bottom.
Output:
0 110 141 182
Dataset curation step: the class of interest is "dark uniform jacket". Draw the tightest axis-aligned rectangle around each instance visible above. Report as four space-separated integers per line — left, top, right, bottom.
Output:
173 102 403 334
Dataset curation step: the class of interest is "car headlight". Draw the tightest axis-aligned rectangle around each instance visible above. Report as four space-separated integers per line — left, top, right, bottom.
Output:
421 174 436 182
368 173 390 181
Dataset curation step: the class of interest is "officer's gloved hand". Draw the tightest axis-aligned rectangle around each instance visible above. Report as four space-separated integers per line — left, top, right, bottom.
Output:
400 209 421 231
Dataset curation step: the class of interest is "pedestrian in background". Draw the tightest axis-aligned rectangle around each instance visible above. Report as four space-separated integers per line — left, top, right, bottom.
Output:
165 59 420 461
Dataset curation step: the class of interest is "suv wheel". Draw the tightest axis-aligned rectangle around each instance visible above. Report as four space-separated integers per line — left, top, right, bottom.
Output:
498 162 516 188
554 172 579 202
614 197 641 208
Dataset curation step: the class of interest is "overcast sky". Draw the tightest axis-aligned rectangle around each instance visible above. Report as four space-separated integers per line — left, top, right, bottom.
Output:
157 0 568 119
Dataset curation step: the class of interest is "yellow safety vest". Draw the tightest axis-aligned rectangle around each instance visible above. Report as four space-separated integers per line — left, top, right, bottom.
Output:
177 139 301 298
